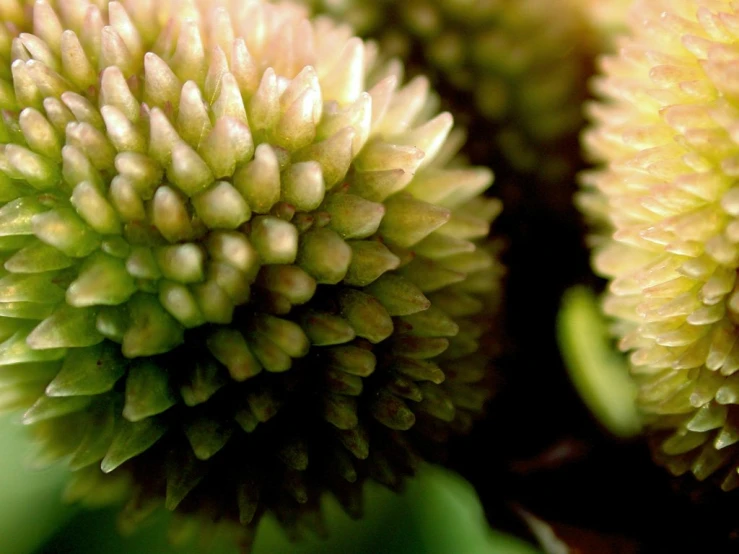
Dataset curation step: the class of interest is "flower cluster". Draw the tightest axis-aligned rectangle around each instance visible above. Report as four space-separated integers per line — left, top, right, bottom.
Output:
581 0 739 488
0 0 503 546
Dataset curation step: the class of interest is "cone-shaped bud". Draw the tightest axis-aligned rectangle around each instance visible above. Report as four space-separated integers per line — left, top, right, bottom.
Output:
69 402 117 470
207 262 250 305
364 274 430 316
32 207 100 257
5 144 60 190
380 194 451 248
250 331 293 373
0 273 64 304
253 314 310 359
180 357 227 408
167 141 214 197
300 311 356 346
71 181 122 235
19 107 62 161
248 68 279 136
297 228 351 284
192 181 251 230
100 66 140 123
165 450 208 510
67 252 137 307
207 328 262 382
122 294 183 358
394 357 445 384
396 112 454 169
192 280 234 324
233 143 281 214
101 105 146 153
156 244 205 284
400 256 466 293
402 306 459 338
27 304 103 349
177 81 212 149
344 241 400 286
62 145 103 190
23 394 92 425
326 346 377 377
206 231 259 280
0 197 46 237
125 247 161 280
257 264 317 306
199 117 254 179
158 281 205 329
143 53 181 112
282 161 325 212
294 127 355 188
371 390 415 431
251 216 298 265
5 242 73 274
338 289 393 343
274 87 321 151
101 417 168 473
151 186 195 243
325 366 363 395
323 193 384 239
416 383 456 422
184 415 233 461
323 393 359 429
0 327 65 366
123 360 176 422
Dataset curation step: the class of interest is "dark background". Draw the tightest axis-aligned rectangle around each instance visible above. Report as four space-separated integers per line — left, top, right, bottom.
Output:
444 143 739 553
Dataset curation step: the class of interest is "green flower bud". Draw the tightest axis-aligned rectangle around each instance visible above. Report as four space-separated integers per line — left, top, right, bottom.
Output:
0 0 503 548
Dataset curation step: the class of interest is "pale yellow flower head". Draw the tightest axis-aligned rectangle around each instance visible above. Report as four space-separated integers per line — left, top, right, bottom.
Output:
581 0 739 487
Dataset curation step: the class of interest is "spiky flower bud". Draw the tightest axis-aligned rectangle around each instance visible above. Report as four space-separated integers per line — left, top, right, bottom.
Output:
308 0 593 191
580 0 739 488
0 0 502 546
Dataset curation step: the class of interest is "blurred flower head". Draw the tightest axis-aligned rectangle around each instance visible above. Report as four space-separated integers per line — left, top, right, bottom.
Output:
310 0 594 195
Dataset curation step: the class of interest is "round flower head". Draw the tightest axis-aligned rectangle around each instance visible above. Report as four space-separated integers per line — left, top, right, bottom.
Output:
0 0 503 545
581 0 739 488
308 0 594 197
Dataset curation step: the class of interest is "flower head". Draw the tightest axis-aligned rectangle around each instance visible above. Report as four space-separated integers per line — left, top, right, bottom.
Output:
0 0 502 545
581 0 739 487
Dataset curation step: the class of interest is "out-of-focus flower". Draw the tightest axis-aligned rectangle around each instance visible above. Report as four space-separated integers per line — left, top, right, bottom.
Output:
580 0 739 487
567 0 633 51
0 0 503 548
308 0 594 197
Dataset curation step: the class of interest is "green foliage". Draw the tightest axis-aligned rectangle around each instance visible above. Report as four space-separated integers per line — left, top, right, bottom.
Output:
35 465 540 554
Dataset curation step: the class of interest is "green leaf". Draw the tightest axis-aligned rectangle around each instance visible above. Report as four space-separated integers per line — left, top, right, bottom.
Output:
557 286 642 438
